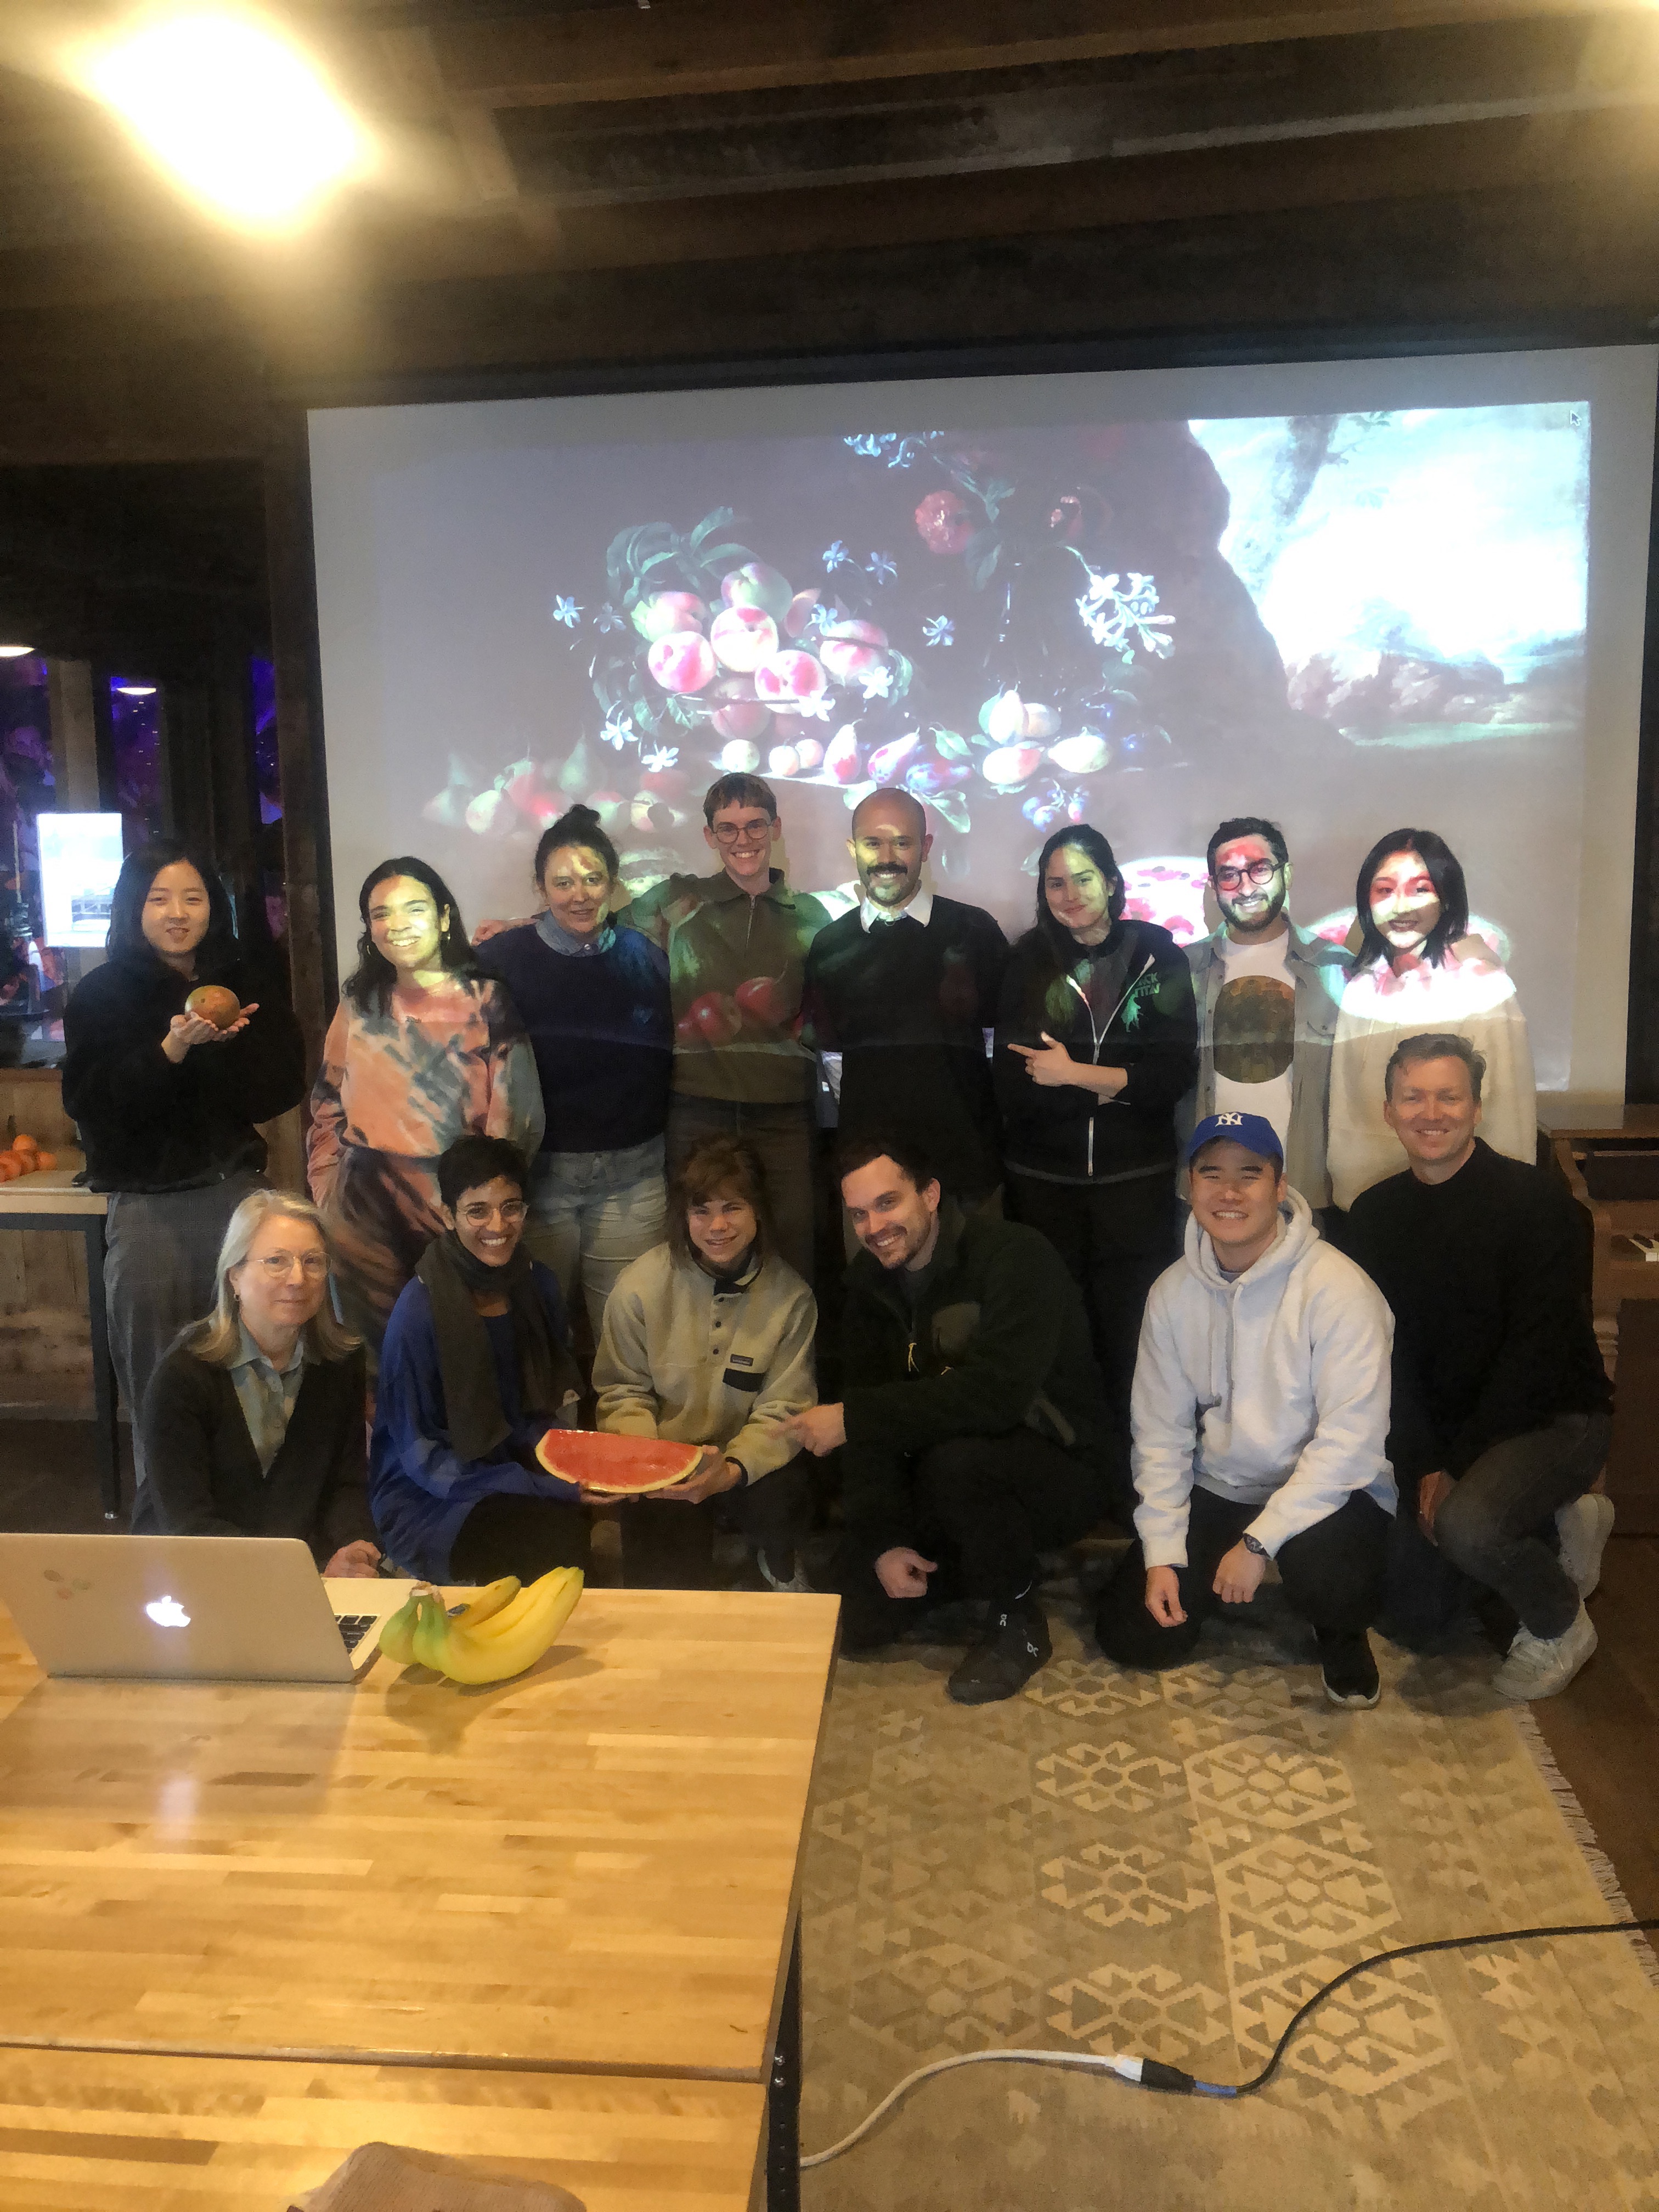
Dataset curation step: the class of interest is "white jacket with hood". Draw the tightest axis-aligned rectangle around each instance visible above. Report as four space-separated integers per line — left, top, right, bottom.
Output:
1131 1188 1396 1568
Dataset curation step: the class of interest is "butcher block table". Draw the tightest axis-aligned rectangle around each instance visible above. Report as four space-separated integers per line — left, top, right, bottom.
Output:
0 1587 840 2210
0 2049 766 2212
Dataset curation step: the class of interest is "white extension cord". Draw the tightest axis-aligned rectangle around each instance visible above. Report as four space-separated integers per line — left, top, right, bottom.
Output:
800 2046 1154 2169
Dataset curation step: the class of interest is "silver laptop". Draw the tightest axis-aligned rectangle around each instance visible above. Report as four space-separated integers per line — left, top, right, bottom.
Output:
0 1533 416 1684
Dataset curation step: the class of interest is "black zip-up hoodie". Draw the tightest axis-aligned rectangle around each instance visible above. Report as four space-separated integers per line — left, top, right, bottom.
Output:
62 950 307 1194
838 1201 1119 1556
992 918 1198 1184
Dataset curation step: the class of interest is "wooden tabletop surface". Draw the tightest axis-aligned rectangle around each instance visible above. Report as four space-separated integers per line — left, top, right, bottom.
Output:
0 1587 839 2083
0 2046 765 2211
0 1152 103 1216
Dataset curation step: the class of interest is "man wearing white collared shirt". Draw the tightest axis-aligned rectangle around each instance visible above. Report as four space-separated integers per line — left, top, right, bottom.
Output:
802 787 1009 1204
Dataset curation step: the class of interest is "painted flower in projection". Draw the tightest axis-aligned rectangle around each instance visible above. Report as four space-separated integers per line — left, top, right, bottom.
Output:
551 595 584 629
922 616 955 648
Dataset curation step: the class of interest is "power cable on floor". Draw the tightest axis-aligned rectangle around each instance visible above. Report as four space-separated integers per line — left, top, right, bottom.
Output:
800 1915 1659 2168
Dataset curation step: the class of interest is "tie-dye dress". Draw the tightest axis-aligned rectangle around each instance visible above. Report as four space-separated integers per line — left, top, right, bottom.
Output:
306 975 545 1363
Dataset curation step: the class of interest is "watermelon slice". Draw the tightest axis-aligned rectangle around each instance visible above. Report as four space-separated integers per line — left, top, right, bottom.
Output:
535 1429 703 1494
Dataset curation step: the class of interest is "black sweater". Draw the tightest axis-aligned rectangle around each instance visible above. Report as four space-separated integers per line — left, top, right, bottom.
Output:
139 1340 377 1565
475 921 673 1154
1347 1141 1612 1482
993 919 1198 1183
63 951 307 1193
802 896 1008 1199
838 1202 1117 1555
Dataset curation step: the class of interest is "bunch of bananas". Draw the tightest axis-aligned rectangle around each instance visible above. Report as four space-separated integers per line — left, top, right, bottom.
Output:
378 1567 584 1685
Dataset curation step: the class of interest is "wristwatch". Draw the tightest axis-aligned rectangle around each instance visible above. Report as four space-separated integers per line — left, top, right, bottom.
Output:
1242 1533 1269 1560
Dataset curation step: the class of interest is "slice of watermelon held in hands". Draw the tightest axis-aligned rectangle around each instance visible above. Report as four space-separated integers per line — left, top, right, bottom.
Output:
535 1430 703 1494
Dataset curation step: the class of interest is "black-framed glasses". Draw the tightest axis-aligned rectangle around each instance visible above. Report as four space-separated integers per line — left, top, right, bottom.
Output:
1214 860 1279 891
709 820 774 845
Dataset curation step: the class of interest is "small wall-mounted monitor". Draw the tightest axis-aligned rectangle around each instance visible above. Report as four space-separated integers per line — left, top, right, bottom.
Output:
38 813 125 949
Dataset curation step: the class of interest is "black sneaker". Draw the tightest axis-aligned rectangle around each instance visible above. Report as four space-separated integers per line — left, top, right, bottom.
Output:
1318 1629 1381 1708
946 1599 1052 1706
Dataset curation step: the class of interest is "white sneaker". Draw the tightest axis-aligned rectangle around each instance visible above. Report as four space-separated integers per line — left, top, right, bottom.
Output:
1555 1493 1615 1599
1493 1601 1598 1701
758 1552 812 1594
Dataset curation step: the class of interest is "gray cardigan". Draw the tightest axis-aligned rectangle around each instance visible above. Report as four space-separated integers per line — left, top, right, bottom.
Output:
1177 922 1353 1209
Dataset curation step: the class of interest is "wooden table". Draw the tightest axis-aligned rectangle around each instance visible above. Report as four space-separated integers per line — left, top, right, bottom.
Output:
0 2047 766 2211
0 1155 118 1519
0 1587 838 2206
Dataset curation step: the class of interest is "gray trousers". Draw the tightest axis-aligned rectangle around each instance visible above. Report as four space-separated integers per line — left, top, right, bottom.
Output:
108 1170 265 1519
1384 1410 1613 1644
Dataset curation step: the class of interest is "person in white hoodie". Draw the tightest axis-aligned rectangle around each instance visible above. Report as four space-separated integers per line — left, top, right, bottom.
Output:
1094 1109 1397 1708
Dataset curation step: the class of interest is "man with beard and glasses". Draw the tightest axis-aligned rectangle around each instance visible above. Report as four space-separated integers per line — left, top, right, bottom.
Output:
784 1130 1120 1704
1179 817 1352 1216
802 786 1009 1218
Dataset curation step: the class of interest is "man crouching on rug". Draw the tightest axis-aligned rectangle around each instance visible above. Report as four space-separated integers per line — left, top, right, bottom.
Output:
1094 1112 1397 1707
784 1130 1123 1705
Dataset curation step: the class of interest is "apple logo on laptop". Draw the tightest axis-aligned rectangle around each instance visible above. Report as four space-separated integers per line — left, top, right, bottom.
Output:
145 1595 190 1629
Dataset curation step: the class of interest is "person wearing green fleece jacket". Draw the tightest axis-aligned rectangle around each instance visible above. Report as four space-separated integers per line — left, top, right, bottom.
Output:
785 1129 1124 1705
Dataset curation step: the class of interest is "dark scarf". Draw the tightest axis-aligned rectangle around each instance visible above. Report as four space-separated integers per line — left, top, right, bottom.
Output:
414 1231 575 1464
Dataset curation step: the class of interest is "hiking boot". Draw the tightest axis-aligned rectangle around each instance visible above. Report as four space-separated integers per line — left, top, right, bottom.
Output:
1494 1601 1598 1701
946 1598 1052 1706
1317 1628 1381 1708
758 1550 812 1594
1555 1493 1615 1600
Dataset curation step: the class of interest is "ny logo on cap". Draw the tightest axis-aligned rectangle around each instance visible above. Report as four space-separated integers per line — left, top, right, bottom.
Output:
1215 1112 1245 1127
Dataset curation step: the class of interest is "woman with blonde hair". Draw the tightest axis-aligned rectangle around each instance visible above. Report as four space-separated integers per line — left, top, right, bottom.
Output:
139 1189 382 1576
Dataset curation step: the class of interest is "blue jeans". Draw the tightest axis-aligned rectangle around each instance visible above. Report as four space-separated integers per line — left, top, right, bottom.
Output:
524 1136 667 1341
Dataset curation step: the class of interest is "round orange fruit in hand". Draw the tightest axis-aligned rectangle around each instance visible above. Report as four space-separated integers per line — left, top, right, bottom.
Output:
184 985 241 1030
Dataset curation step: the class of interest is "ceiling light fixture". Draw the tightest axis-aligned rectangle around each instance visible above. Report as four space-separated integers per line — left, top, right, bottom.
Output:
82 11 366 228
0 645 35 659
113 681 159 696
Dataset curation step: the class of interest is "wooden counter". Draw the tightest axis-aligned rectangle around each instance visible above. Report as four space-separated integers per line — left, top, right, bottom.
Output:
0 1587 839 2084
0 2047 765 2211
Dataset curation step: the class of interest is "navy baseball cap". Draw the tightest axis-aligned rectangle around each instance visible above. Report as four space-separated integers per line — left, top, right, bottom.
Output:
1184 1111 1284 1167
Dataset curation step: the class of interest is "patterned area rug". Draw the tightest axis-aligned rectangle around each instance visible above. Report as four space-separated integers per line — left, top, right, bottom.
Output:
799 1562 1659 2210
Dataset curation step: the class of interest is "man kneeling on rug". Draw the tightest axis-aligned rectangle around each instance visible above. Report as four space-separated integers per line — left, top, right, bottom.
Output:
1095 1112 1397 1707
785 1130 1123 1705
1346 1032 1613 1701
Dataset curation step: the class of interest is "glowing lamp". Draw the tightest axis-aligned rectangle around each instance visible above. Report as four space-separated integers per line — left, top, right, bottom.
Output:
0 645 34 659
114 682 159 696
83 12 365 227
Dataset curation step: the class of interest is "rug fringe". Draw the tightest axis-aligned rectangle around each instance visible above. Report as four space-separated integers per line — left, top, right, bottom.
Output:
1511 1707 1659 1987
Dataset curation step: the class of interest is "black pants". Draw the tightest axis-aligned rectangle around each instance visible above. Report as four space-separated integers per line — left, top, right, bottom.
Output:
1007 1168 1180 1437
1095 1486 1390 1669
450 1494 592 1583
1384 1411 1612 1645
617 1457 812 1591
834 1430 1111 1650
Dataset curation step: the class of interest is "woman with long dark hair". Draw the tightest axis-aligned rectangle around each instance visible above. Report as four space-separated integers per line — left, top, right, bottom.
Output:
62 839 306 1521
1327 827 1534 1211
993 824 1198 1429
306 856 543 1366
473 804 673 1340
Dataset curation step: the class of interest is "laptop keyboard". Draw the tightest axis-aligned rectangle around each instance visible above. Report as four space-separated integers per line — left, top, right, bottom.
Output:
335 1613 378 1654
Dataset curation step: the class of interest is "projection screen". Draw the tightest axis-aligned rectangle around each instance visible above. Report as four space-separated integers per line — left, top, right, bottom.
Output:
309 344 1658 1099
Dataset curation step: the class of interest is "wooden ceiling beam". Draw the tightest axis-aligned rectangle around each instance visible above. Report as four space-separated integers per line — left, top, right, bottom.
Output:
427 0 1654 107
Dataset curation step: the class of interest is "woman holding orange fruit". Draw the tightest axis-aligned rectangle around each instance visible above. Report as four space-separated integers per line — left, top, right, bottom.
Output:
61 839 306 1524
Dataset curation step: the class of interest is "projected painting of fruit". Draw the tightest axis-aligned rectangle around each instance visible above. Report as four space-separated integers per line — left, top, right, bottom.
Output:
398 401 1587 1078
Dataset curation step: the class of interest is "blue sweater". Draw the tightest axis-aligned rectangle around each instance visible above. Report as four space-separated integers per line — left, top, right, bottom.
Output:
368 1262 580 1581
475 920 672 1154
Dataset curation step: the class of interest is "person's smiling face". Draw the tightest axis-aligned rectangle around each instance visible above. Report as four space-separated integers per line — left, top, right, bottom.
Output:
687 1189 758 1269
541 844 612 937
841 1155 940 1270
1368 849 1442 957
850 791 930 910
142 861 211 969
1189 1139 1285 1271
447 1176 528 1268
1211 832 1289 936
1384 1052 1482 1176
368 875 446 974
705 802 777 888
1043 844 1117 941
